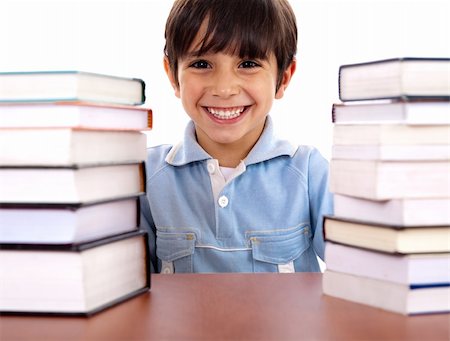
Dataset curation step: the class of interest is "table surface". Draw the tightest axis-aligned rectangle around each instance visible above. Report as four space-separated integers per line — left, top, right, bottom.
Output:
1 273 449 341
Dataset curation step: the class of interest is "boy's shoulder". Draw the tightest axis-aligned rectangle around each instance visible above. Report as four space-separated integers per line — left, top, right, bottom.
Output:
145 144 174 176
287 144 329 175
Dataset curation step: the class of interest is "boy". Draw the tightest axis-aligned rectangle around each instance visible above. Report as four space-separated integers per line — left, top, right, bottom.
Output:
140 0 333 273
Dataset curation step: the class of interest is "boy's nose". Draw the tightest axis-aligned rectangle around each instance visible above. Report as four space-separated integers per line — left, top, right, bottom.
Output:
210 70 240 98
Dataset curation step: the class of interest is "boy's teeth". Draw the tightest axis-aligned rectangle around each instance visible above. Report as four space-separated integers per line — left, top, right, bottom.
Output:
207 106 245 119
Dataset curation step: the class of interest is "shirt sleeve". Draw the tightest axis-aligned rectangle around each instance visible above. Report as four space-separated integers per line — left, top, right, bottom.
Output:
307 148 334 261
139 194 159 273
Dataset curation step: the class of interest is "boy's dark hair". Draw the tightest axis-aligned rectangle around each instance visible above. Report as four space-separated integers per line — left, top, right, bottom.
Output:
164 0 297 91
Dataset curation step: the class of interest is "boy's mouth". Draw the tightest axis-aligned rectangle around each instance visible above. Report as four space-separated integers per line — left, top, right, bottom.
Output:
205 106 248 120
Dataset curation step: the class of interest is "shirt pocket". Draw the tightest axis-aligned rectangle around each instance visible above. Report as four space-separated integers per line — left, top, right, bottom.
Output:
156 231 196 273
247 223 311 273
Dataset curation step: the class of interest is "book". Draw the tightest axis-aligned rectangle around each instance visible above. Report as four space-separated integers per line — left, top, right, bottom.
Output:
0 128 147 166
0 196 140 244
332 124 450 146
323 216 450 254
322 270 450 315
325 242 450 286
0 163 145 204
329 159 450 200
0 71 145 105
333 194 450 226
332 144 450 161
338 57 450 101
0 102 152 130
332 100 450 125
0 230 150 316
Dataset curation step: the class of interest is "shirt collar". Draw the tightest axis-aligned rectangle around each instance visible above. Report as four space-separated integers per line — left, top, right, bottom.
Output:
165 116 297 166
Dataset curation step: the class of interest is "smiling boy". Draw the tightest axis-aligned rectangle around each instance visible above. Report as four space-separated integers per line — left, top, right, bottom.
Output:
140 0 333 273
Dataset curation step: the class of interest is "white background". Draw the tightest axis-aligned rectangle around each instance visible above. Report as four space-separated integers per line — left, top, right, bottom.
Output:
1 0 449 160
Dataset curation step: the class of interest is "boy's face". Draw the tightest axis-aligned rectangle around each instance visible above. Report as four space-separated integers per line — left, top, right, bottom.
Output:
165 23 295 161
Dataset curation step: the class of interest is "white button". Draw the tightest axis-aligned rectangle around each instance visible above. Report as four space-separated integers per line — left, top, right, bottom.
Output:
207 162 216 174
218 195 229 208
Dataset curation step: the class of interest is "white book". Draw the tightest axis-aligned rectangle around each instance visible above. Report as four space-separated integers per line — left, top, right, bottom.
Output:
0 197 140 244
0 231 150 315
0 71 145 105
323 216 450 254
332 144 450 161
0 102 152 130
325 242 450 285
333 194 450 226
322 270 450 315
333 124 450 146
332 100 450 125
338 57 450 101
0 128 147 166
0 163 145 204
330 159 450 200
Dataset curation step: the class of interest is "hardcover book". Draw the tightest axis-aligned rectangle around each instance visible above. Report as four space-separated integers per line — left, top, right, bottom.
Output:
0 101 152 130
0 71 146 105
329 159 450 200
324 242 450 286
0 230 150 316
338 57 450 101
331 144 450 161
0 128 147 166
332 124 450 146
0 162 145 204
332 99 450 125
0 196 141 244
333 194 450 226
323 270 450 315
323 215 450 254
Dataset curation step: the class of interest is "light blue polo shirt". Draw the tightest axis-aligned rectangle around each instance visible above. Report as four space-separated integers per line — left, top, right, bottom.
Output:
140 116 334 273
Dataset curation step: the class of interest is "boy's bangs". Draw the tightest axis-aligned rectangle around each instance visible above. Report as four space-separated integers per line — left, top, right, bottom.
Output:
195 18 273 60
189 1 279 60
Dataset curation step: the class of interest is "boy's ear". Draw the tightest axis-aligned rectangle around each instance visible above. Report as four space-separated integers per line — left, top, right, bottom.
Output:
164 57 180 98
275 59 297 99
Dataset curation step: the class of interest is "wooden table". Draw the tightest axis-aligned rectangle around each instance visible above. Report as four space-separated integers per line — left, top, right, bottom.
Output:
1 273 449 340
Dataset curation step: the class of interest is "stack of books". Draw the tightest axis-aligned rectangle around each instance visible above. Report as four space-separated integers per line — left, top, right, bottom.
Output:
322 58 450 315
0 71 152 316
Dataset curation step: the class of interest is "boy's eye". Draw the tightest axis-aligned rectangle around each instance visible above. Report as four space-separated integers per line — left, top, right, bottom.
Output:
189 60 211 69
239 60 260 68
